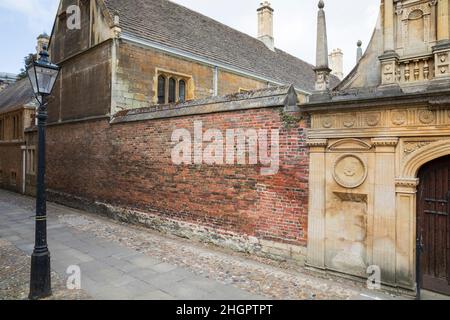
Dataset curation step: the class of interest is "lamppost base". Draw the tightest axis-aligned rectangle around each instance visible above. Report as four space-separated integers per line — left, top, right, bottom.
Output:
29 250 52 300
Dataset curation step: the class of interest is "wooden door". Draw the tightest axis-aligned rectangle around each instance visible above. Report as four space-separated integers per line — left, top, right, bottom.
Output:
417 156 450 295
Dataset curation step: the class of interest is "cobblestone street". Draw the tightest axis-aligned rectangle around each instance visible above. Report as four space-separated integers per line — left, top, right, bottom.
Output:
0 190 406 300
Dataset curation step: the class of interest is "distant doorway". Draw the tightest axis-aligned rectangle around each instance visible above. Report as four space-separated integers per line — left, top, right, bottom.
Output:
417 156 450 295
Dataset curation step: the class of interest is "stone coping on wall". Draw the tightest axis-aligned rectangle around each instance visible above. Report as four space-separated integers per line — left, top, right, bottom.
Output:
111 85 299 124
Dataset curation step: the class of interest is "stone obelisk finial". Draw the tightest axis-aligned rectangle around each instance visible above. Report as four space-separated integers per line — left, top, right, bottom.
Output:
314 0 331 91
356 40 363 63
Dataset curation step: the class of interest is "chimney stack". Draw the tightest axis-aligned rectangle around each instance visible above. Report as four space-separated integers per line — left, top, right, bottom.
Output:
257 2 275 51
314 0 331 91
329 48 344 80
36 33 50 56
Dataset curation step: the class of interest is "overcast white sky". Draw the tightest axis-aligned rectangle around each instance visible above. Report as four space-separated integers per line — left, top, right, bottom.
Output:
0 0 380 76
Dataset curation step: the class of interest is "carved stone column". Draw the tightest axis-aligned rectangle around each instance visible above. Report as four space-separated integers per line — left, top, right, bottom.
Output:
437 0 450 42
395 178 419 289
379 0 400 87
306 139 328 269
433 0 450 81
372 138 398 285
384 0 395 52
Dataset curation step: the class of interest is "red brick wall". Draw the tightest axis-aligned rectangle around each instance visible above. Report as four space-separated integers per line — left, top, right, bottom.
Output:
46 108 309 247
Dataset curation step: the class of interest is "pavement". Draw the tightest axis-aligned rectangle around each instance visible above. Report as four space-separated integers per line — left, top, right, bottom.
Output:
0 189 409 300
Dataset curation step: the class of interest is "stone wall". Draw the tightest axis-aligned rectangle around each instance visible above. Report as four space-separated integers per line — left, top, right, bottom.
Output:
112 41 270 113
0 143 23 193
43 101 309 262
48 40 112 123
51 0 92 63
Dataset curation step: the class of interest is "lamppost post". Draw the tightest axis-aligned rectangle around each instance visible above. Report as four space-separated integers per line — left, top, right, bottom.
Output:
29 94 51 300
26 46 60 300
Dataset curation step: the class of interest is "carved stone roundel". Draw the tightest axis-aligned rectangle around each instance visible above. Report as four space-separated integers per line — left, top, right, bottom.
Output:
343 116 356 128
322 116 333 128
419 110 435 124
392 110 407 126
333 154 368 189
366 113 381 127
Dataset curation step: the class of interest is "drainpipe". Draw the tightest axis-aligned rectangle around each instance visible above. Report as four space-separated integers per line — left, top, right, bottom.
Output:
21 146 26 194
213 66 218 96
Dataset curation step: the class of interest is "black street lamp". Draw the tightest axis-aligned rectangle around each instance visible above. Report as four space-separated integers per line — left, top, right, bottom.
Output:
26 46 60 300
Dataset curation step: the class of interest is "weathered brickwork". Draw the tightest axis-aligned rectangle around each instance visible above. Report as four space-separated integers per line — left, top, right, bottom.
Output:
44 107 309 259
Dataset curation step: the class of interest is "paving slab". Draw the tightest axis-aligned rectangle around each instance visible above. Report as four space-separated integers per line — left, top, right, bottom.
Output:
0 189 412 300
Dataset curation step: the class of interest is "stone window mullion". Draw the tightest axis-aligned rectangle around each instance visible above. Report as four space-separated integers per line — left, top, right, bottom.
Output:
175 78 180 102
164 75 169 104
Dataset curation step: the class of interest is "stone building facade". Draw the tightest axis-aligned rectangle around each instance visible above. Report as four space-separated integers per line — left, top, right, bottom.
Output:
0 79 37 194
304 0 450 295
46 0 326 123
17 0 336 262
3 0 447 296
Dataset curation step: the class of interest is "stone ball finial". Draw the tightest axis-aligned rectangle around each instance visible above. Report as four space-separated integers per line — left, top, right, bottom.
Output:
318 0 325 9
357 40 362 47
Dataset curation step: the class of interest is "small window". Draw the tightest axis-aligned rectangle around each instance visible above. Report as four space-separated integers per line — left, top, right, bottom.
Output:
10 171 17 187
0 118 3 141
27 149 36 175
179 80 186 103
11 115 20 140
156 72 190 104
157 76 166 104
12 116 16 139
168 78 176 103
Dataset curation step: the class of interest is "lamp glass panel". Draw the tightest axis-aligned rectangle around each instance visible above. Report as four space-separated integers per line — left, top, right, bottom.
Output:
36 66 59 94
27 67 38 95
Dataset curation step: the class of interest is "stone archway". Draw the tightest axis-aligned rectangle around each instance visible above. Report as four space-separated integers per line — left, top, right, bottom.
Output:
402 139 450 178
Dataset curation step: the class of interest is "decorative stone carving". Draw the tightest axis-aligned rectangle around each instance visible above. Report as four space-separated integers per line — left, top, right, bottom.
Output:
333 154 368 189
311 108 450 131
395 178 420 188
418 109 435 124
328 139 372 151
322 116 333 128
343 115 356 128
365 113 381 127
392 110 407 125
306 139 328 147
403 141 432 157
372 137 399 147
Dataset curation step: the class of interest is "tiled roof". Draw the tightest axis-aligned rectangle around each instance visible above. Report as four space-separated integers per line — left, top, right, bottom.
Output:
104 0 339 92
0 79 35 113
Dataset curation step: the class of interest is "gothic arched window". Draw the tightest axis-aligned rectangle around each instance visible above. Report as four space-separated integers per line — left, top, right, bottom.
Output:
157 75 166 104
179 80 186 103
168 78 176 103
